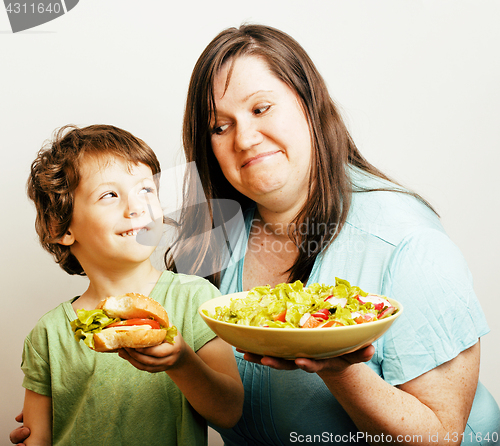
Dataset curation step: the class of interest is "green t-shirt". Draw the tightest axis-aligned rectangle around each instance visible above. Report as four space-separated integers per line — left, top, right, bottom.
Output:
21 271 219 446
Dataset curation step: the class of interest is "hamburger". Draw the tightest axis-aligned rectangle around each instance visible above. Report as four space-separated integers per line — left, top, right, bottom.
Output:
71 293 177 352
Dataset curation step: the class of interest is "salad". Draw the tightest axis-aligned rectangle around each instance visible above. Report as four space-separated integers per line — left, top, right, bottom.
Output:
206 278 397 329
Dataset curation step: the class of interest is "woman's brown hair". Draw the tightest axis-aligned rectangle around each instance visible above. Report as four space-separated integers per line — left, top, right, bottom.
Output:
27 124 161 275
165 24 433 286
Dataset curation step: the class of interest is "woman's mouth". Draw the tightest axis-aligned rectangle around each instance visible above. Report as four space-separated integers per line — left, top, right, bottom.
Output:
241 151 281 168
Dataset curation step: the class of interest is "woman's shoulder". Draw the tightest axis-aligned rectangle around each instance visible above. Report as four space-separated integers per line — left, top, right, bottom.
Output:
347 167 444 246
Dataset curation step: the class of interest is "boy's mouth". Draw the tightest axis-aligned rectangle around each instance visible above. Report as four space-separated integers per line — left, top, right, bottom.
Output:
119 227 147 237
119 219 158 237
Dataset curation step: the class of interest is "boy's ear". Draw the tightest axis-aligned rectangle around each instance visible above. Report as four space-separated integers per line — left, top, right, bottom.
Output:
58 230 75 246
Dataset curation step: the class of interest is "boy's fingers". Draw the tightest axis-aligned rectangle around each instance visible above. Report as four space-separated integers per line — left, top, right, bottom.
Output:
120 347 169 365
138 336 183 357
118 348 171 373
129 342 172 358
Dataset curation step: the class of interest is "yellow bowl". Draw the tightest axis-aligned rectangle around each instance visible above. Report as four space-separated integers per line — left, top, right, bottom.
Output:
199 292 403 359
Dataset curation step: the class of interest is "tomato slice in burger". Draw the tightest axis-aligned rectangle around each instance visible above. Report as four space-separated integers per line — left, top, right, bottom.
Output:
106 319 161 329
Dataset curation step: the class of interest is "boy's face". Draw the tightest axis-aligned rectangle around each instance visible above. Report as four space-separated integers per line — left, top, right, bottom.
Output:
59 155 163 273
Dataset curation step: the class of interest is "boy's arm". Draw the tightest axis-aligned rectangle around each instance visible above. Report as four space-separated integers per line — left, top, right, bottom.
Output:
23 390 52 446
168 337 244 429
119 335 244 429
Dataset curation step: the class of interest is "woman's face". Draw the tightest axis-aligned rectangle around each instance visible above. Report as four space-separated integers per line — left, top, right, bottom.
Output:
210 56 313 213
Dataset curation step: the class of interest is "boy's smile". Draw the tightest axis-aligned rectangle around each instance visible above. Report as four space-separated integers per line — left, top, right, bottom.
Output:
59 155 163 273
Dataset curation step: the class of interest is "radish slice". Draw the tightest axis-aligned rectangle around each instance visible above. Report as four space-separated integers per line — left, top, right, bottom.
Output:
378 306 396 319
325 296 347 308
358 294 391 309
299 313 311 327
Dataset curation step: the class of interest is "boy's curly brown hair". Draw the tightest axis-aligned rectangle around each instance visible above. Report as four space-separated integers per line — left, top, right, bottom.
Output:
27 124 161 275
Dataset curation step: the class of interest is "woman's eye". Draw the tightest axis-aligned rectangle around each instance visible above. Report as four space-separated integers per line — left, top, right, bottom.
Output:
213 123 230 135
254 104 270 115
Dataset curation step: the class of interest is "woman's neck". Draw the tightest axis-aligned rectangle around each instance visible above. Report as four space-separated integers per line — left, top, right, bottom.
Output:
255 200 304 240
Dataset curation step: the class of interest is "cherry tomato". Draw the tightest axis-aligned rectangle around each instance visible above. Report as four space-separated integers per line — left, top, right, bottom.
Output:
301 316 322 328
272 309 287 322
322 320 344 328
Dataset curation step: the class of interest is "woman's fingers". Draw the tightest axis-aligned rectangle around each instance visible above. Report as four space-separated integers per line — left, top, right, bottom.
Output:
238 350 299 370
295 345 375 373
239 345 375 373
9 426 30 445
344 344 375 364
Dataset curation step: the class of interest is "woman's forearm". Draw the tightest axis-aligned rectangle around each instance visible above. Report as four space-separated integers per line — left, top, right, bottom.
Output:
320 364 448 444
317 344 479 446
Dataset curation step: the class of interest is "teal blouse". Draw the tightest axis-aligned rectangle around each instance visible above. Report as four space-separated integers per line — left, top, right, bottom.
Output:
213 168 500 445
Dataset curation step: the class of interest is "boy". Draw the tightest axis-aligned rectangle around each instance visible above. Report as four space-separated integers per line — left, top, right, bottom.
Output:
21 124 243 445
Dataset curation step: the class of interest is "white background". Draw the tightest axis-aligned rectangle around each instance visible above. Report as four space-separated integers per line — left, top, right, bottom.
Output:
1 1 499 444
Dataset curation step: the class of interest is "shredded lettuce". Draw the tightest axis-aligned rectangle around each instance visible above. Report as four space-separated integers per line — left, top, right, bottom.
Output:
70 309 178 348
70 309 118 349
206 278 396 328
163 326 177 344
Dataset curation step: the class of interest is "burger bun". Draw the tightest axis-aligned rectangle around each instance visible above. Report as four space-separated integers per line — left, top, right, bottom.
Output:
93 293 170 352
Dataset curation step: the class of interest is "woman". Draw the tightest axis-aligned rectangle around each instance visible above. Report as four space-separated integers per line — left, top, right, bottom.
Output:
10 23 499 446
166 24 499 445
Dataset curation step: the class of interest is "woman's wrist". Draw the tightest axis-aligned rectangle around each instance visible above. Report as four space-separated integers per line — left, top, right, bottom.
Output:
315 360 365 383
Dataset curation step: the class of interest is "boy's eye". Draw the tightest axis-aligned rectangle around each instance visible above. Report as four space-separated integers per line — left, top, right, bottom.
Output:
100 191 117 199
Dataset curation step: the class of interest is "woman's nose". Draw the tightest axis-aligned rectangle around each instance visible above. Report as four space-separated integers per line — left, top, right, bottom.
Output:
234 121 263 152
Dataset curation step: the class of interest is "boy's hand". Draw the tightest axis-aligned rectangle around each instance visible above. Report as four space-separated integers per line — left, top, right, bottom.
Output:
122 336 244 429
118 333 187 373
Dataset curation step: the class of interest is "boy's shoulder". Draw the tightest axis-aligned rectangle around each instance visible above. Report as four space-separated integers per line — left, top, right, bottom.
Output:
150 271 220 319
27 299 75 336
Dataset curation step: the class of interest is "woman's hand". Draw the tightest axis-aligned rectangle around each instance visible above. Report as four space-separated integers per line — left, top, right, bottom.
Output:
238 344 375 374
118 332 187 373
9 412 30 445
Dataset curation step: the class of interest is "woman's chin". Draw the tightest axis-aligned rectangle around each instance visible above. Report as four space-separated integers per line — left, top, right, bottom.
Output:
240 177 286 199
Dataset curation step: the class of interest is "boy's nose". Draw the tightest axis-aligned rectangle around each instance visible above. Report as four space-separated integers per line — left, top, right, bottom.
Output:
128 210 144 217
126 196 146 218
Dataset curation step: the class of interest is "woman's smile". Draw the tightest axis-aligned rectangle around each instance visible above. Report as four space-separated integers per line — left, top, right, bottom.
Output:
241 150 283 169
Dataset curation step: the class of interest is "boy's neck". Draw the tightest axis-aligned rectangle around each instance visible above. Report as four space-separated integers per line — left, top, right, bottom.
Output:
74 261 163 311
